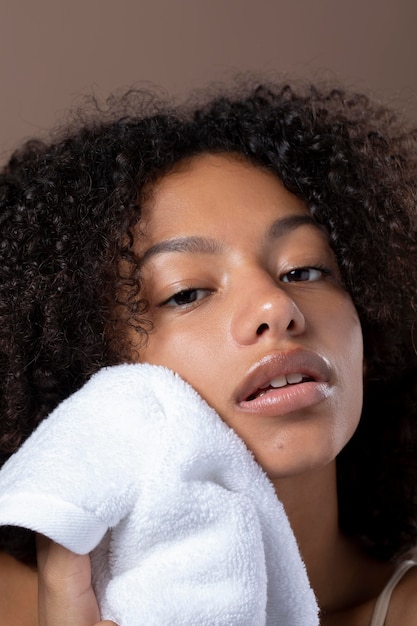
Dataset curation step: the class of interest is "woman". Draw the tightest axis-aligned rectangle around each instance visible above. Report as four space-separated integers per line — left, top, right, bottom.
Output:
0 81 416 625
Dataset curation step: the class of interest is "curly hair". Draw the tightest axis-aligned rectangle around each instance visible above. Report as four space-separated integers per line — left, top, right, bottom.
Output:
1 81 416 565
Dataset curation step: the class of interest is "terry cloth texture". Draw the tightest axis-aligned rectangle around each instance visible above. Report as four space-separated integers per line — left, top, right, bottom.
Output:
0 364 319 625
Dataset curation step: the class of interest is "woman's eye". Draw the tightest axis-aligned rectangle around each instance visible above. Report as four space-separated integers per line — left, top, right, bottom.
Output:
281 267 328 283
161 288 211 308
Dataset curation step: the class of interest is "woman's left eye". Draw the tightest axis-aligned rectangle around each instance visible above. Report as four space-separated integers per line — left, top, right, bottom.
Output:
281 267 329 283
161 288 212 308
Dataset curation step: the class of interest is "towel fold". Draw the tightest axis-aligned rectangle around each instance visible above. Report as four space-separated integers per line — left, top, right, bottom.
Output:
0 364 319 625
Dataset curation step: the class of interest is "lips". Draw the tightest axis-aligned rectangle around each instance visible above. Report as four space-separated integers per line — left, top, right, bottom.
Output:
235 349 332 415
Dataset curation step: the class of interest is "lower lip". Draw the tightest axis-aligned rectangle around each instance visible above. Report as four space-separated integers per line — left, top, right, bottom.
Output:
237 381 331 417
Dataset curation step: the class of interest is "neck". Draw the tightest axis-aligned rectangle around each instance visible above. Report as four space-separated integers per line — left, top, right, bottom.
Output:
271 461 393 616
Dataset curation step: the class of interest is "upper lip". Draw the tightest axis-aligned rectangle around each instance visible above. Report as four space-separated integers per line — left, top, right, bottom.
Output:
235 349 332 403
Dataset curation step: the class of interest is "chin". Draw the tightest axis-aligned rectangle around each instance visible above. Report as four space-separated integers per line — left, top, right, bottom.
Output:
251 435 344 482
262 458 333 481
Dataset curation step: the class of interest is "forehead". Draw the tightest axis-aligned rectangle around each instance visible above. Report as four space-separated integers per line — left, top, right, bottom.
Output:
138 153 311 249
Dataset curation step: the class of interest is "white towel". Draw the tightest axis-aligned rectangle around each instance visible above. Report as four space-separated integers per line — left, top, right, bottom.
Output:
0 364 319 625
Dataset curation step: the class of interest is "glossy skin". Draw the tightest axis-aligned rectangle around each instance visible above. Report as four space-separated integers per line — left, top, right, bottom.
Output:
136 153 364 479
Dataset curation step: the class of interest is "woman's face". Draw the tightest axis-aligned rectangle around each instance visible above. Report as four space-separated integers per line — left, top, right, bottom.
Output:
134 154 363 479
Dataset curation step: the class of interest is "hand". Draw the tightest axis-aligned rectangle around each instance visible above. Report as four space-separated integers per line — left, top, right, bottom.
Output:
37 535 117 626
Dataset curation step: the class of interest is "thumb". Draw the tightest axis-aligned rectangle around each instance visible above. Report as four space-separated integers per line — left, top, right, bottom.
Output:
37 535 118 626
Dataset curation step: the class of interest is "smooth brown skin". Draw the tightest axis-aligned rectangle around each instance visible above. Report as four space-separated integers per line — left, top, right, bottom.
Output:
1 155 417 625
0 542 117 626
136 155 364 479
36 537 117 626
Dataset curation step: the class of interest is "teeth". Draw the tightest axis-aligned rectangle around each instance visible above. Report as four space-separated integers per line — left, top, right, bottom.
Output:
270 375 287 388
286 373 303 384
260 373 303 389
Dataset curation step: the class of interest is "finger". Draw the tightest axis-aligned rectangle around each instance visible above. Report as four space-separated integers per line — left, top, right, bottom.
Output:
37 535 115 626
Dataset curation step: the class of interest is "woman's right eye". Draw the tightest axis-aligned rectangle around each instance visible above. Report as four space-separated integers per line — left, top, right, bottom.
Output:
160 288 212 308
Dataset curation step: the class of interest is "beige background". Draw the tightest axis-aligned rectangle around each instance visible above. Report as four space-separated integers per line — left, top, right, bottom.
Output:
1 0 417 161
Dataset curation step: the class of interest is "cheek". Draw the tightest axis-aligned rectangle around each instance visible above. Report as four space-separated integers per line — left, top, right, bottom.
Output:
324 293 363 370
140 321 235 425
342 309 364 390
140 324 221 389
332 308 364 439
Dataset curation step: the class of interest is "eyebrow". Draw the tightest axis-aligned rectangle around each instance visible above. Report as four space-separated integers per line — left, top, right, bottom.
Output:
267 213 327 240
139 213 325 264
140 236 224 264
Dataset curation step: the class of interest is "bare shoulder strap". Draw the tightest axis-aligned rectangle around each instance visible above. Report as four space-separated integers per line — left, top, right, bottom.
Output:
369 560 417 626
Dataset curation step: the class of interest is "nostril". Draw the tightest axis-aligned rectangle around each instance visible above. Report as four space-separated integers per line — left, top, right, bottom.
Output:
256 322 269 335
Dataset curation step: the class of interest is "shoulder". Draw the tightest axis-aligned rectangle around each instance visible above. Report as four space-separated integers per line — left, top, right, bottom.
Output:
387 561 417 625
0 552 38 626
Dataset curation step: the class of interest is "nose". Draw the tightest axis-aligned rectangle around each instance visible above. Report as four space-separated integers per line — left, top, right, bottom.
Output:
229 272 306 346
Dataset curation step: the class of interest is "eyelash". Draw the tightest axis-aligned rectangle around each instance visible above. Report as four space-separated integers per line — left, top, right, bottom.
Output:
159 265 332 309
160 287 213 308
280 264 332 283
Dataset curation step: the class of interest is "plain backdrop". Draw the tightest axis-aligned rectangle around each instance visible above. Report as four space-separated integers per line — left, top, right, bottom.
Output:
2 0 417 160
